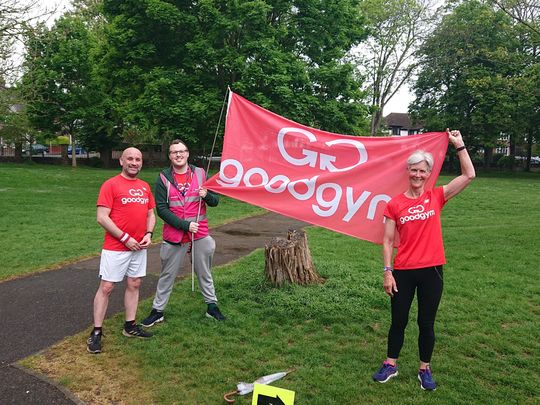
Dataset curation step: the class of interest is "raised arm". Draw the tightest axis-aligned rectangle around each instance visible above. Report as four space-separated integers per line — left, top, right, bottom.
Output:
443 129 476 201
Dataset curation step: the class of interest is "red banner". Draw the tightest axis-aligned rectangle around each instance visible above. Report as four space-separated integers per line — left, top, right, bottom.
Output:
205 92 448 244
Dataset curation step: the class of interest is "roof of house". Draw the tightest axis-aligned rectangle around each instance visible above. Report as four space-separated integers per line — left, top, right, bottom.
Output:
384 113 423 130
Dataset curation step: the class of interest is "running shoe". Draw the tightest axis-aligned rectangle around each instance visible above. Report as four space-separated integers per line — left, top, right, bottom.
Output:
206 305 226 321
122 324 153 338
87 330 102 354
418 366 437 391
141 309 164 328
372 362 398 383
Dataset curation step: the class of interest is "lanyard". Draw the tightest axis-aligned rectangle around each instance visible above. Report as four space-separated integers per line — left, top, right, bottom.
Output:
172 167 193 196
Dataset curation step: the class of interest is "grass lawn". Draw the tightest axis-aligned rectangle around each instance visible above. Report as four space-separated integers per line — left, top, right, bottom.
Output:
20 172 540 404
0 162 264 280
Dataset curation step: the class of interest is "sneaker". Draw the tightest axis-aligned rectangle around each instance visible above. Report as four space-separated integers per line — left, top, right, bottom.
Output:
418 367 437 391
141 309 164 328
122 324 153 338
372 362 398 383
205 305 226 321
87 330 102 354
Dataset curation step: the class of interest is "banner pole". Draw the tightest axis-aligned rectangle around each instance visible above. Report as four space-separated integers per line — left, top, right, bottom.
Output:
192 87 231 292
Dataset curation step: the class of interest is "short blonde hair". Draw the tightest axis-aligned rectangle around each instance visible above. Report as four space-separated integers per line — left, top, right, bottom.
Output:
407 150 433 171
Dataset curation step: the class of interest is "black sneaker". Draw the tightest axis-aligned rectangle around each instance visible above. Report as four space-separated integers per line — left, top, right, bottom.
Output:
141 309 164 328
87 330 102 354
206 305 226 321
122 324 153 338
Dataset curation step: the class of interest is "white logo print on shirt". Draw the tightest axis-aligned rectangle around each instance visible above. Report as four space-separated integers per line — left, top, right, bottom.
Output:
121 188 149 205
400 203 435 224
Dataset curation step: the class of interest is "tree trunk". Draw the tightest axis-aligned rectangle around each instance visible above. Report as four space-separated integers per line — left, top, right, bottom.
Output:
370 109 384 136
525 132 533 172
14 141 23 162
61 144 69 165
483 146 493 168
71 138 77 168
99 148 113 168
264 229 324 286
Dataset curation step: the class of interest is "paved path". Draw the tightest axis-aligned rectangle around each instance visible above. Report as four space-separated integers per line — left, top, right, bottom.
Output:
0 212 306 404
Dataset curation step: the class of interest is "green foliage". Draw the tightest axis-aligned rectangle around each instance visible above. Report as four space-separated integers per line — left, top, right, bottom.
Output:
496 154 516 169
411 0 539 165
20 11 121 156
53 135 70 145
99 0 370 149
412 2 515 139
15 0 371 157
0 87 35 148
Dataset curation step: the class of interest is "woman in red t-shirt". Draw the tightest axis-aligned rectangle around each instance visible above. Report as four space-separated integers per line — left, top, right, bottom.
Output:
372 130 476 391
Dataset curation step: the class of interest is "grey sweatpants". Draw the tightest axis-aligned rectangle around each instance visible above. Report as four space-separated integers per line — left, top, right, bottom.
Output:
152 236 217 311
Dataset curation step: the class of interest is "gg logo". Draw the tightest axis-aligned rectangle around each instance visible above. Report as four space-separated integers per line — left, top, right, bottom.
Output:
277 127 368 172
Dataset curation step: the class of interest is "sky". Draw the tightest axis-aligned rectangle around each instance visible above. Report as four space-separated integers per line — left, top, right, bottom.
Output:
383 84 414 114
38 0 414 114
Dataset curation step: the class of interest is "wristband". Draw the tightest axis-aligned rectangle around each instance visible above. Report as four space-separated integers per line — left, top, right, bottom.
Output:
384 266 393 272
456 145 466 152
145 231 153 236
120 232 130 243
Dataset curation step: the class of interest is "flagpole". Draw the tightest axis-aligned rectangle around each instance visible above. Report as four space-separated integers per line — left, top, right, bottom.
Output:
192 87 231 292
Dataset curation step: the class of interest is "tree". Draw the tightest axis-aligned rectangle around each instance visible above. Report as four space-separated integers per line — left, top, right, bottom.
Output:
354 0 436 135
98 0 370 153
0 0 54 83
1 0 54 159
410 0 521 166
490 0 540 170
21 14 106 166
0 86 34 160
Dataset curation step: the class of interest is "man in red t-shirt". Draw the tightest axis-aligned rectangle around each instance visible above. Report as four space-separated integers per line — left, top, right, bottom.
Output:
87 147 156 354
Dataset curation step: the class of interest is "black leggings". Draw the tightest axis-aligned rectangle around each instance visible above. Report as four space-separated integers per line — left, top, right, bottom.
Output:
387 266 443 363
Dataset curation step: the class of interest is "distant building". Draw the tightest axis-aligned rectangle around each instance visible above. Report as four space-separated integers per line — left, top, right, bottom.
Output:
383 113 423 136
495 134 510 156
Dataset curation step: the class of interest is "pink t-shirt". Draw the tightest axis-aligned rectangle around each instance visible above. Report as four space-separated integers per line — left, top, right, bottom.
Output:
97 174 155 251
384 187 447 269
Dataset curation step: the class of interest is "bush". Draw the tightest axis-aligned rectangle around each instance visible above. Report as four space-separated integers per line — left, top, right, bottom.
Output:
86 156 103 168
497 155 516 169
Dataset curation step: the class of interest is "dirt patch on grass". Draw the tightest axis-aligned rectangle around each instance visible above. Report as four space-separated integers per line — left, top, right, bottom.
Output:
21 332 154 404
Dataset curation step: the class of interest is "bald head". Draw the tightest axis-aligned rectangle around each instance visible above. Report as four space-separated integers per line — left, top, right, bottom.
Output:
121 147 142 159
120 147 143 179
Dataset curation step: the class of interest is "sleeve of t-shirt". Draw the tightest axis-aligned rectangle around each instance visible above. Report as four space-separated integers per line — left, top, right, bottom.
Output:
383 199 397 221
96 179 114 208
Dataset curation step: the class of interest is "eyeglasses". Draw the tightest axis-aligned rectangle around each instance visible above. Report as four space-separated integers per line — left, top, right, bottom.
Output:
170 150 189 156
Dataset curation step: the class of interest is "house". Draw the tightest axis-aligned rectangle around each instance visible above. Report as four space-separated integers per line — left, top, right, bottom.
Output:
495 133 510 156
383 113 423 136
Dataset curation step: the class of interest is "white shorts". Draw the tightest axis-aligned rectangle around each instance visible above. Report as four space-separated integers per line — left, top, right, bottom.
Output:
99 249 147 282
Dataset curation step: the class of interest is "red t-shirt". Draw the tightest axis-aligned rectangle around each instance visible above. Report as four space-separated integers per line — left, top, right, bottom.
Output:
173 171 191 195
384 187 447 269
97 174 156 251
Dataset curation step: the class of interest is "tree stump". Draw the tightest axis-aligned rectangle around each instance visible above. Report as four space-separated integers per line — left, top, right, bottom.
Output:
264 229 325 286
